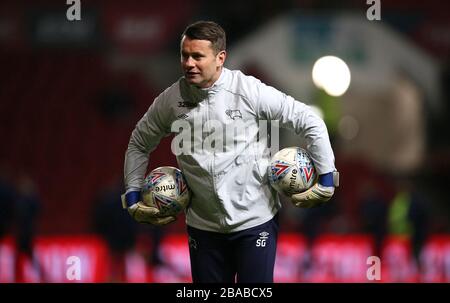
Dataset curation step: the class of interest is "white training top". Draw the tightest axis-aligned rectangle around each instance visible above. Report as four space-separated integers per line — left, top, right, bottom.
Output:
124 68 336 233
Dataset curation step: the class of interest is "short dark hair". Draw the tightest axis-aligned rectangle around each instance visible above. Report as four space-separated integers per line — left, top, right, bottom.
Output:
182 21 226 54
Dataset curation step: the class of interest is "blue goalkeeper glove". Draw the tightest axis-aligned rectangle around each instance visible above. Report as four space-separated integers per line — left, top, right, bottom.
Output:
291 171 339 208
121 191 176 226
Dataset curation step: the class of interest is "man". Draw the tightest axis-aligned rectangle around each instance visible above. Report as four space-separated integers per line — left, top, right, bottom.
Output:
122 21 338 283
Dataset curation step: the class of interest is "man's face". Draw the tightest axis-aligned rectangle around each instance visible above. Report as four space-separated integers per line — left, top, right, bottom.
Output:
180 36 226 88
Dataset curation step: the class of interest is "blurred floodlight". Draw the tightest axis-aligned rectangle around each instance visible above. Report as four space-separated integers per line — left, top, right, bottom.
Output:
312 56 351 97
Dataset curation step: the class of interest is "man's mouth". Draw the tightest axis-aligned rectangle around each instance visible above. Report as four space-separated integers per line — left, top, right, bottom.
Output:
186 72 200 77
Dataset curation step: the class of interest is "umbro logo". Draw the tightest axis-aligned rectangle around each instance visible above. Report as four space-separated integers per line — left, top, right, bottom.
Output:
177 113 189 119
259 231 269 238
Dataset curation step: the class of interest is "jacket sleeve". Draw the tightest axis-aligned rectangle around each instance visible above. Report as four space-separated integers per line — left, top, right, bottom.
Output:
124 93 171 193
255 80 336 175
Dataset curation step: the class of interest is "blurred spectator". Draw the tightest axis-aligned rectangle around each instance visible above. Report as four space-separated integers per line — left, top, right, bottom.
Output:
388 178 430 272
0 165 15 239
139 224 165 268
301 202 339 247
93 180 138 282
13 174 42 282
97 78 135 123
288 193 339 278
359 182 388 257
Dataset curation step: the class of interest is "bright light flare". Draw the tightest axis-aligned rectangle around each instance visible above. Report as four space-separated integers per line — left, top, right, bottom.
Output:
312 56 351 97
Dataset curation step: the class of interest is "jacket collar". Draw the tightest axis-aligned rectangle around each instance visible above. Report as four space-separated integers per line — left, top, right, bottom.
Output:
203 67 226 93
179 68 227 104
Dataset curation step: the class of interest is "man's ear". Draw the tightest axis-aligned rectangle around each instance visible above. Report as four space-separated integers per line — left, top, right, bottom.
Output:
217 50 226 67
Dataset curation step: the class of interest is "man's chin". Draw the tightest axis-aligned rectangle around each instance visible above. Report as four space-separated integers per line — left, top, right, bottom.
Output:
185 77 203 87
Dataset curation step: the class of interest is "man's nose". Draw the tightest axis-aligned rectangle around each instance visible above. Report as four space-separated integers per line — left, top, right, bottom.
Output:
184 57 195 68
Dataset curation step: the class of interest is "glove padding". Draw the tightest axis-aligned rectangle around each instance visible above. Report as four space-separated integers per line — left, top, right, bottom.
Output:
291 183 335 208
128 202 176 226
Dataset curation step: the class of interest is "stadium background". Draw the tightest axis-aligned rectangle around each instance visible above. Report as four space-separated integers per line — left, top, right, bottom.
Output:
0 0 449 282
